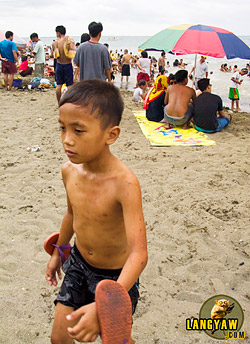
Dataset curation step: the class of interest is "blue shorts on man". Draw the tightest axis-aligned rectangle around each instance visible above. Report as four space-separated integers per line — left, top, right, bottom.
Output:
55 62 73 86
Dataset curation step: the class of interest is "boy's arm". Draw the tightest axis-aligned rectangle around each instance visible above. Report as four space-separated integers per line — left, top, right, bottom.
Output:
46 165 74 286
116 173 148 291
231 77 242 85
191 88 196 102
165 88 169 105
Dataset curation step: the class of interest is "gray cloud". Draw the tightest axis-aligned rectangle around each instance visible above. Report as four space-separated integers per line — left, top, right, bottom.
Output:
0 0 249 37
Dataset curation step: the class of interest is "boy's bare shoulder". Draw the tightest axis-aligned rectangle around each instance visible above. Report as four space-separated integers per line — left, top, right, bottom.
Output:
115 160 140 190
61 161 78 181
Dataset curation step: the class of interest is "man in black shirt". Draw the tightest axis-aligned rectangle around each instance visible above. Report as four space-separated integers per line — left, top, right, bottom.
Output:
193 78 231 133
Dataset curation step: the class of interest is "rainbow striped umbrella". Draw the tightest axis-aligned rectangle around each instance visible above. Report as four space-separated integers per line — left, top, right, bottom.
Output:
138 24 250 59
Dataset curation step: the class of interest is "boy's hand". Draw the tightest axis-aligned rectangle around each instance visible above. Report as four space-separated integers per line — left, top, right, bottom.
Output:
66 302 100 342
45 255 62 286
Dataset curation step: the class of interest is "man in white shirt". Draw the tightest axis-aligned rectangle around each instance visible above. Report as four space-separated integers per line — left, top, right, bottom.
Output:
30 33 45 77
189 55 208 89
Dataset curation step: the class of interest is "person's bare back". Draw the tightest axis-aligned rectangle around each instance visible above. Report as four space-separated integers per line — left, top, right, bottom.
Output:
52 36 72 64
122 52 132 65
165 84 196 117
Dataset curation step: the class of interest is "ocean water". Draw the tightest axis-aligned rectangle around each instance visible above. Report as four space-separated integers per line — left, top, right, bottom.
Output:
24 35 250 111
24 35 250 55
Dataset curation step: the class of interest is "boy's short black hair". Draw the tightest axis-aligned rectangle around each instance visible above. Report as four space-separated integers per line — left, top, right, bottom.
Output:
81 33 90 43
141 50 148 58
175 70 188 83
88 22 103 38
21 55 28 62
59 80 123 129
56 25 66 35
138 80 146 86
168 73 176 82
30 32 38 40
5 31 13 39
197 78 210 92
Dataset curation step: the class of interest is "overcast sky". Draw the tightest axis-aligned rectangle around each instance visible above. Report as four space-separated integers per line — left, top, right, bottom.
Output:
1 0 249 38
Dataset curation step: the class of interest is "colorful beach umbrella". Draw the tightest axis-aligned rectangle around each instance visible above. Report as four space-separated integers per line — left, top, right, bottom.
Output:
139 24 250 60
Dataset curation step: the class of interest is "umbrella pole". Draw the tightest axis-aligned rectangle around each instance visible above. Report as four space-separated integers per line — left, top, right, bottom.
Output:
192 54 197 88
193 54 197 88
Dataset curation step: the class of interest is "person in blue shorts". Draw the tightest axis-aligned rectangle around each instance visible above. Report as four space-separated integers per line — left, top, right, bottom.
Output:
51 25 75 103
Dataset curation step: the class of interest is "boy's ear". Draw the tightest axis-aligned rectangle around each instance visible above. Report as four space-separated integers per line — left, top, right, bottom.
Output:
106 125 120 145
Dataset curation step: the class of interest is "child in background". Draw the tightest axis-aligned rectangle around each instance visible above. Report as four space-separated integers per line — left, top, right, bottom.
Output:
46 80 148 343
229 68 248 111
19 55 33 77
133 79 147 102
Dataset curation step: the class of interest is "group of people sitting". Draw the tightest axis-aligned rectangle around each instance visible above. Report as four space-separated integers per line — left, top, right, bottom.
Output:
135 69 231 134
220 63 232 72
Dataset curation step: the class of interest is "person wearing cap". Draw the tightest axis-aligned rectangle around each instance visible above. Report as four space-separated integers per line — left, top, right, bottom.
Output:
189 55 208 89
229 68 248 111
193 78 231 133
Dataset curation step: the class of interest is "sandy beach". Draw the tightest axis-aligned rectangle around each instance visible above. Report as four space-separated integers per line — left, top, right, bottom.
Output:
0 86 250 344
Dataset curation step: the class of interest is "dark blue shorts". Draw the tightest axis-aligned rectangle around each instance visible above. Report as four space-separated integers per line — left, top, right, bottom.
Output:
55 62 73 86
55 244 139 314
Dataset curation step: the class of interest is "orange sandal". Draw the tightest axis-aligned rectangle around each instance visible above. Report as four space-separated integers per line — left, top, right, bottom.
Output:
95 279 133 344
44 232 72 263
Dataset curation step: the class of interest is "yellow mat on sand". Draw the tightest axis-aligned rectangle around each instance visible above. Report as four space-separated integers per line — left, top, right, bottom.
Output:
133 111 216 146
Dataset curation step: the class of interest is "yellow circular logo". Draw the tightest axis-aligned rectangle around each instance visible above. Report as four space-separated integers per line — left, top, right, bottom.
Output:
199 294 244 339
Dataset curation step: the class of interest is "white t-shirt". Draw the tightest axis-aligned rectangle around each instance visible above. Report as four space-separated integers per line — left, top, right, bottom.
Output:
34 40 45 64
137 58 151 76
196 61 208 79
230 71 240 88
133 88 143 102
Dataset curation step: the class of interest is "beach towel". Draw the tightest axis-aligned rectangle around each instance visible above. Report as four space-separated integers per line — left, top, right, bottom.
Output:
143 75 168 110
133 111 216 146
52 36 75 60
64 36 76 59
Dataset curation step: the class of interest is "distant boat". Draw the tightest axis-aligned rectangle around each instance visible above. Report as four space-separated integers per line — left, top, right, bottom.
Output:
107 37 118 41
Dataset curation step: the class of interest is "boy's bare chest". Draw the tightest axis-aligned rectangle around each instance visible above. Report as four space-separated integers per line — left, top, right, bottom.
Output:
66 175 121 219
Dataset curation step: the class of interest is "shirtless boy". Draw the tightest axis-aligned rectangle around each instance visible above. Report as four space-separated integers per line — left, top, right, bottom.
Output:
121 49 132 87
46 80 148 343
51 25 75 103
164 70 196 129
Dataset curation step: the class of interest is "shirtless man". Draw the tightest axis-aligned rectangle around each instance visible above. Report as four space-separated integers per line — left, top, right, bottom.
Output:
51 25 75 103
158 52 165 73
164 70 196 129
121 49 132 88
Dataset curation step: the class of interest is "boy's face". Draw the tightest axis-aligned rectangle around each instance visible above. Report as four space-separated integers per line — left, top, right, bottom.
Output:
59 103 110 164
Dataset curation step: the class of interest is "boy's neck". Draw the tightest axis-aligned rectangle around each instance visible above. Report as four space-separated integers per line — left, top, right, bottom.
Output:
81 148 115 174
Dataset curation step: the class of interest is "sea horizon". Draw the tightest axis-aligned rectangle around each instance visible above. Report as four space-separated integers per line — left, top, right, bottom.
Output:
23 35 250 56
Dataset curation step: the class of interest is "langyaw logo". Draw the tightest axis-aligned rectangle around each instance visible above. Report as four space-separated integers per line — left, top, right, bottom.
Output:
186 294 244 340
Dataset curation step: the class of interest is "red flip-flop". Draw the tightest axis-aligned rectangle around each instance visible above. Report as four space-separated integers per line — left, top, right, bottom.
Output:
95 279 133 344
44 232 72 263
